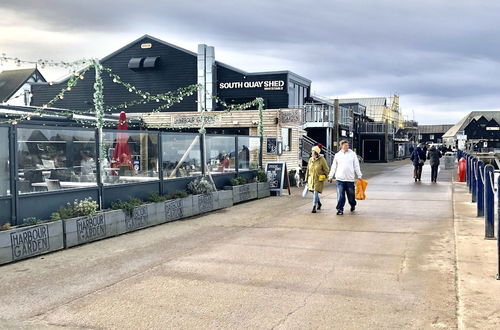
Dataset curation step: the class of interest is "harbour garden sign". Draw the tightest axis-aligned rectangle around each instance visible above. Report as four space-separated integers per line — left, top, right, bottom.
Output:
219 80 285 91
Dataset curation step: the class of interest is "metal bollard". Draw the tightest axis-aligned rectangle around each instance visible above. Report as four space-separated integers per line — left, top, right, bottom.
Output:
497 175 500 280
484 165 495 239
476 161 484 217
471 158 478 203
467 155 472 194
465 154 469 187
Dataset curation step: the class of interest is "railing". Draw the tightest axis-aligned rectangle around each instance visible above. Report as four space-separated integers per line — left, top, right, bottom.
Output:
358 122 395 135
303 103 353 127
299 135 335 166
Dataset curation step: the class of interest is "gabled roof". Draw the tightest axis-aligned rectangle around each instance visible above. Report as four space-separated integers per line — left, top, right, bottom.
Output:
41 34 311 86
418 124 454 134
443 111 500 138
0 68 45 102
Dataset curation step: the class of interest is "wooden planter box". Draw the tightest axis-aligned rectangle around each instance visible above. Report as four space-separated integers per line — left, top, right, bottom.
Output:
257 182 271 199
116 203 158 235
63 210 124 248
162 196 194 222
0 220 64 265
229 182 258 204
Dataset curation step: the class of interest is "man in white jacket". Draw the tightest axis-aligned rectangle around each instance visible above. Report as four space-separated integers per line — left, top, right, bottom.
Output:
328 140 362 215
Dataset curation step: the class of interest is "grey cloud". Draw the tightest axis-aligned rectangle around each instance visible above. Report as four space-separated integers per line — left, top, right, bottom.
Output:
1 0 500 123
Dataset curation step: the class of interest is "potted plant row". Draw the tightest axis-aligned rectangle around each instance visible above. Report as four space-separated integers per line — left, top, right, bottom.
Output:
225 170 270 203
0 173 270 265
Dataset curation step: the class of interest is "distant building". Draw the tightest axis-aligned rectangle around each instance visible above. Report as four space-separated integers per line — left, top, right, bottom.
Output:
0 68 46 106
339 95 404 128
418 124 454 144
443 111 500 151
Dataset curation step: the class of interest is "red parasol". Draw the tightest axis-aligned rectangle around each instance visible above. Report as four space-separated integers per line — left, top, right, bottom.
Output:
111 111 132 171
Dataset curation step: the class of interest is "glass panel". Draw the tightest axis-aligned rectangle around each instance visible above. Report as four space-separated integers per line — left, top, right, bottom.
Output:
299 87 304 106
0 127 10 196
294 84 300 107
237 136 261 170
162 133 202 178
288 83 295 107
205 135 236 174
102 131 159 185
17 127 97 194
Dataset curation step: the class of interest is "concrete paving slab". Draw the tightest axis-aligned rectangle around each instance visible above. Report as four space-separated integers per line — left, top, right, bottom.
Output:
0 161 460 329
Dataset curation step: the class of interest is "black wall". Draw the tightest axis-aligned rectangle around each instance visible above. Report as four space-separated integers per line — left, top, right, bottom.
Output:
216 66 289 110
32 36 198 113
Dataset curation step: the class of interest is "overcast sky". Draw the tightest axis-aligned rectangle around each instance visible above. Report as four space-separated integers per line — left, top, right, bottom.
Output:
1 0 499 124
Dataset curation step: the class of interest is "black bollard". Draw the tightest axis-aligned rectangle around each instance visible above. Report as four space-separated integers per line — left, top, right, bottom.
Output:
477 161 484 217
484 165 495 240
471 158 477 203
468 156 473 193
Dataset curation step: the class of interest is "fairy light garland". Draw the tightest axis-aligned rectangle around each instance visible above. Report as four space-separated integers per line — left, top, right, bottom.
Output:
0 56 266 136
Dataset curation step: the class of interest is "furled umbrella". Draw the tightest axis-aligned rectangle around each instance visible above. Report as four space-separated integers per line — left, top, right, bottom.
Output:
111 111 132 173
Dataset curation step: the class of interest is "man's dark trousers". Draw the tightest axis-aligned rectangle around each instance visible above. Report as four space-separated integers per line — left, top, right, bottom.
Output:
431 165 439 182
336 180 356 211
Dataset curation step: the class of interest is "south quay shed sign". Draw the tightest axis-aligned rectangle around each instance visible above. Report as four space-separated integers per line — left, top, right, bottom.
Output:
219 80 285 91
11 225 50 260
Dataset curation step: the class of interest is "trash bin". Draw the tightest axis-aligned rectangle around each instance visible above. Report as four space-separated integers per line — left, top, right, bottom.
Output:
444 152 455 169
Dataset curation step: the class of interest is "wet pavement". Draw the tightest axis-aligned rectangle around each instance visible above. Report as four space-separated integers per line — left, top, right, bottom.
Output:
0 161 461 329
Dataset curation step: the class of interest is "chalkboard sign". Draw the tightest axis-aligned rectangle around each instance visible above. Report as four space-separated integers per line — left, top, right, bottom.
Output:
265 161 291 195
266 138 277 154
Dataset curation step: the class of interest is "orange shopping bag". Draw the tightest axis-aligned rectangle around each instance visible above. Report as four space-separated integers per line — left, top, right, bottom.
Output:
355 179 368 200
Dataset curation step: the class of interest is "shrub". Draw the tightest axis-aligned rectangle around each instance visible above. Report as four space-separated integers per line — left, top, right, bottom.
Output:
21 217 44 227
230 176 247 186
187 176 215 195
147 192 166 203
0 223 12 231
111 197 143 216
166 190 189 200
56 198 98 220
50 212 61 221
255 170 268 183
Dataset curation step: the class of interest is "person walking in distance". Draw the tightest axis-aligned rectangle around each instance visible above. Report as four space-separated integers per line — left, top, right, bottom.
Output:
305 145 330 213
410 144 425 182
328 140 362 215
427 145 442 183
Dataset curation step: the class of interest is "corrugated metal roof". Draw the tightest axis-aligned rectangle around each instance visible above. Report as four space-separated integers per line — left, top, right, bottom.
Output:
443 111 500 137
418 124 454 134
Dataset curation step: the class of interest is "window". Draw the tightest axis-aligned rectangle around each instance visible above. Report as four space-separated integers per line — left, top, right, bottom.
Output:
101 131 159 185
162 133 202 178
281 128 292 151
430 134 434 140
17 127 97 194
0 127 9 196
294 84 300 107
237 136 261 170
298 87 304 106
205 135 236 174
288 83 296 107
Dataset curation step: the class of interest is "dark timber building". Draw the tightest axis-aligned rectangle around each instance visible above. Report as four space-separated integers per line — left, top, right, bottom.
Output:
31 35 311 113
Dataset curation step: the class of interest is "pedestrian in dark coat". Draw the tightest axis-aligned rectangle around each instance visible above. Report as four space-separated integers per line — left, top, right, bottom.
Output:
410 146 425 182
427 146 442 183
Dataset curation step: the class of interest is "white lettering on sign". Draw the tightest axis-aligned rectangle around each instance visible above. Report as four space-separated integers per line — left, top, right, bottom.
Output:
219 80 285 91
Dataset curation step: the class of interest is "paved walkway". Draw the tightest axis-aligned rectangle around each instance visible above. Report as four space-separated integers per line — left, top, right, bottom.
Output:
0 162 460 329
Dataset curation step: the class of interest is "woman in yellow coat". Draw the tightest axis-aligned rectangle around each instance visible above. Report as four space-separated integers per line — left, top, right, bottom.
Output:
305 146 330 213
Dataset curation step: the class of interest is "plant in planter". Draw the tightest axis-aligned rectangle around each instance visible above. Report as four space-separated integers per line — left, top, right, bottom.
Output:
187 176 215 195
147 192 166 203
111 197 143 217
20 217 44 227
51 198 98 220
166 190 189 200
230 176 247 186
0 223 11 231
255 170 268 183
